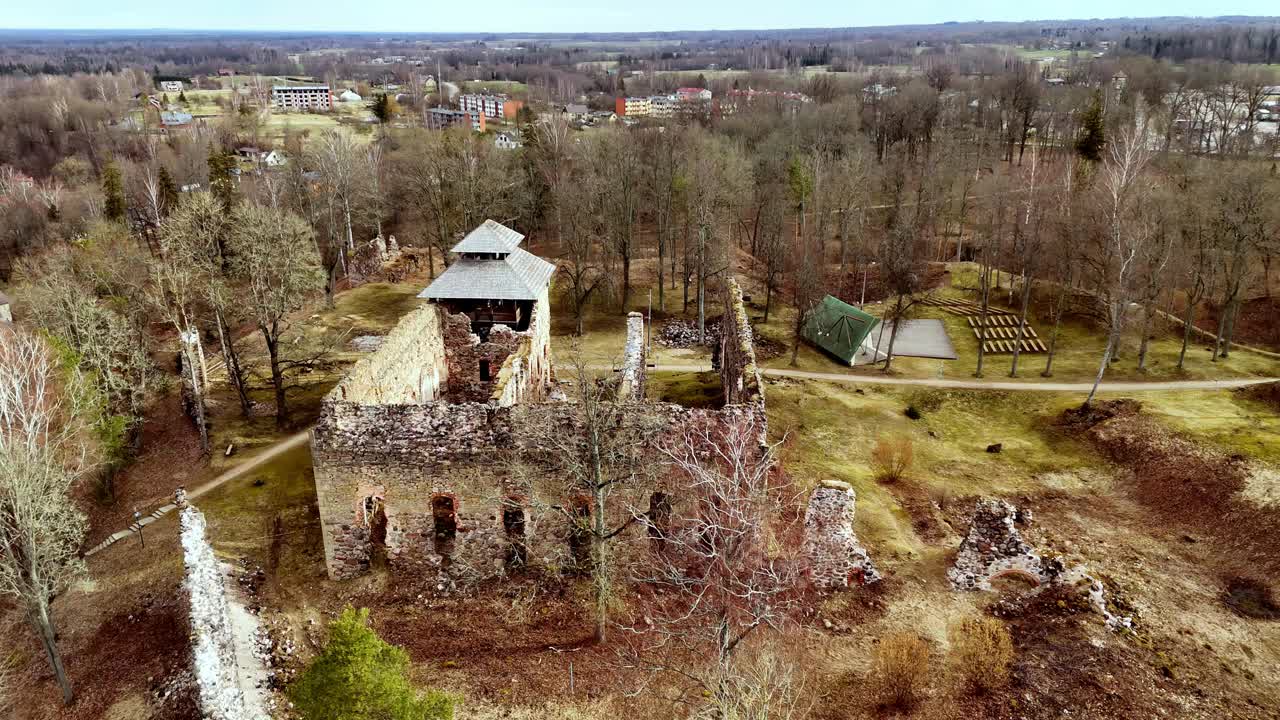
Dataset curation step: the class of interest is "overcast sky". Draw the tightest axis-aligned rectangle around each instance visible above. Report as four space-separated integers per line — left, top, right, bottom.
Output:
4 1 1278 33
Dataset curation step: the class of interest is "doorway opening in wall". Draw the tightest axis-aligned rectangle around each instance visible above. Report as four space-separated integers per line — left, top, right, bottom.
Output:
480 359 491 381
363 495 388 567
647 491 672 552
432 495 457 557
503 501 527 569
568 496 591 573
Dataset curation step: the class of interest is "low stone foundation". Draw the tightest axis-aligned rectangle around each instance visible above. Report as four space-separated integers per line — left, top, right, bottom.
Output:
803 480 880 589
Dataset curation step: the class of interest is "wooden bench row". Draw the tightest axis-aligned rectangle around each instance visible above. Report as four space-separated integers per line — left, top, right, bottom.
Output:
966 315 1025 329
981 338 1048 354
971 325 1039 340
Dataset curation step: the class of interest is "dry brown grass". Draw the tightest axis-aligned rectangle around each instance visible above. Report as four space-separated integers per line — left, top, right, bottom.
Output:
947 617 1014 695
869 631 931 712
870 434 914 484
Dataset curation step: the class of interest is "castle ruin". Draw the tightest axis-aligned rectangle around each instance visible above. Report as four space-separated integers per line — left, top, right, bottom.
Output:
310 220 766 581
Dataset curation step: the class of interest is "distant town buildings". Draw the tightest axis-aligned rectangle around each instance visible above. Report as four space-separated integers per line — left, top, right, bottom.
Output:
272 85 333 111
564 103 590 122
427 107 485 132
676 87 712 102
615 89 715 119
458 93 524 121
160 110 193 127
159 80 184 93
720 88 812 115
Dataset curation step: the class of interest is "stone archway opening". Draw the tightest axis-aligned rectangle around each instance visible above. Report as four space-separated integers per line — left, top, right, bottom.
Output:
988 568 1042 592
362 494 388 566
432 495 458 556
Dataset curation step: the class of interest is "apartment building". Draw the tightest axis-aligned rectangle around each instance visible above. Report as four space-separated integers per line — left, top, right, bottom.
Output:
614 96 653 117
458 93 524 121
427 107 486 132
649 94 677 118
272 85 333 111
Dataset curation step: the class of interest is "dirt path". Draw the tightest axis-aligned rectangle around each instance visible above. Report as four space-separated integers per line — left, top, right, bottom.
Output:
85 430 312 557
621 363 1278 393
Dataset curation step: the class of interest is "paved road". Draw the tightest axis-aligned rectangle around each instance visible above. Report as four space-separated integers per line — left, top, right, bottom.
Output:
623 363 1278 393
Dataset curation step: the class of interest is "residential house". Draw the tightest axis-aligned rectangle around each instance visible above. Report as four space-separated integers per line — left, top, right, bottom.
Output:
565 103 590 122
495 131 522 150
427 107 485 132
261 150 287 167
160 80 184 93
273 85 333 111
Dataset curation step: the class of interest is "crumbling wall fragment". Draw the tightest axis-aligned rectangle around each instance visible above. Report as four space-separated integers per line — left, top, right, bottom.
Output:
180 506 269 720
948 498 1052 591
804 480 881 588
617 312 647 402
719 278 764 407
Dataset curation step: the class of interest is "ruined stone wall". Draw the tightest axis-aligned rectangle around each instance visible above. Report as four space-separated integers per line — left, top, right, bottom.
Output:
803 480 880 589
617 312 647 402
311 281 769 582
330 302 444 404
444 288 552 404
720 277 764 407
313 398 710 579
491 288 553 407
180 507 268 720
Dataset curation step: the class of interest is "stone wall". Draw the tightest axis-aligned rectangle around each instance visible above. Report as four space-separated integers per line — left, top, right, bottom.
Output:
312 278 768 582
330 302 444 405
803 480 880 589
719 277 764 407
617 312 647 402
948 498 1057 590
445 287 552 404
180 507 268 720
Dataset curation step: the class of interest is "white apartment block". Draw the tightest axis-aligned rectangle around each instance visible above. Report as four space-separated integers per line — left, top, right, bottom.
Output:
649 95 677 118
272 85 333 111
458 93 519 120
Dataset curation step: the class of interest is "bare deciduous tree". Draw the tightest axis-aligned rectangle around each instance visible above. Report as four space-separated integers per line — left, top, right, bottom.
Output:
0 327 93 706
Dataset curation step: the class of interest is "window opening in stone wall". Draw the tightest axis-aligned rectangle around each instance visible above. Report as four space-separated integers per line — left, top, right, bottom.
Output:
480 359 491 381
647 492 672 552
363 495 388 566
503 501 528 568
568 496 591 572
432 495 457 556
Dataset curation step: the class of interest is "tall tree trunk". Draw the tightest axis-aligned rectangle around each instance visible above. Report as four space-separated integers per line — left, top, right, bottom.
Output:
1086 324 1120 407
1042 281 1068 377
264 327 287 427
31 601 73 706
182 341 210 453
1221 298 1242 359
975 262 992 377
1136 303 1154 371
1177 301 1197 370
1009 275 1033 377
592 484 608 644
214 308 252 417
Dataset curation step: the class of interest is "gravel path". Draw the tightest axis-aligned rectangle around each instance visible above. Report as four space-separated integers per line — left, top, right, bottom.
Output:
613 363 1278 393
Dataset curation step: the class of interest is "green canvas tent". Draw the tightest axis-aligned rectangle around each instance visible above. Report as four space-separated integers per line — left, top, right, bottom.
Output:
802 295 880 366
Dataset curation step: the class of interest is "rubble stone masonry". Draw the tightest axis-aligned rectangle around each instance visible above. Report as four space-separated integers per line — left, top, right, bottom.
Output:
312 280 766 581
803 480 881 588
